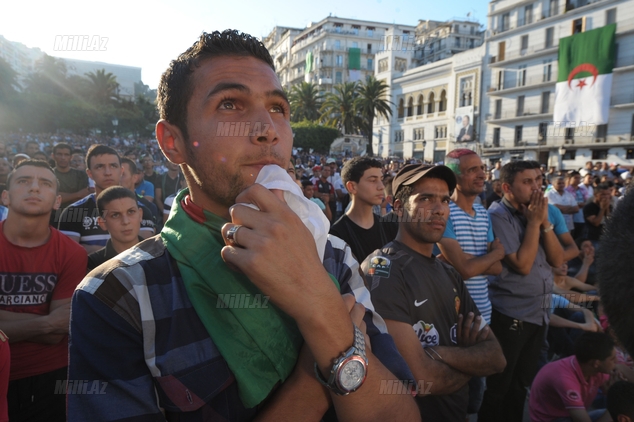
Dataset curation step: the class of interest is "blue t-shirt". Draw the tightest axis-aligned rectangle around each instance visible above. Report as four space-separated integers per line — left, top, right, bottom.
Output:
547 204 568 235
135 180 155 199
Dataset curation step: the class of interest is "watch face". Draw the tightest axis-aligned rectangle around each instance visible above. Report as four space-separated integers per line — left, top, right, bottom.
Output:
339 359 366 391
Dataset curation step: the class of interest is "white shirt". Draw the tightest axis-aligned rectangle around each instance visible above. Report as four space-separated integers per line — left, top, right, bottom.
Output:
545 189 577 230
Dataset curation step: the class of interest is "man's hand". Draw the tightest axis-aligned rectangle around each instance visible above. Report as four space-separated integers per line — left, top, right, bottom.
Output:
456 312 488 347
489 238 505 261
522 190 548 225
583 250 595 266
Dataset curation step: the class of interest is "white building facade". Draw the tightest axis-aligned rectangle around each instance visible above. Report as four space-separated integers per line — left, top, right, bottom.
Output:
480 0 634 168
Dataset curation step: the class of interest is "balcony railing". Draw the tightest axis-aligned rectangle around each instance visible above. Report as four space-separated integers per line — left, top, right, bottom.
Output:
488 75 555 92
488 107 553 121
489 45 557 65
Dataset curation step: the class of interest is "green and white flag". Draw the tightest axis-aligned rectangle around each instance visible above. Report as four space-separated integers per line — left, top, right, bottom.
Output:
554 23 616 125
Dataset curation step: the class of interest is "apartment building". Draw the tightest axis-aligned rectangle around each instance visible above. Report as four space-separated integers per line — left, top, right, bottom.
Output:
414 19 485 65
265 17 416 93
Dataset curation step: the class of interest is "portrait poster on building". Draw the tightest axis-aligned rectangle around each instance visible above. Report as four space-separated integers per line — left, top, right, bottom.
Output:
455 106 474 142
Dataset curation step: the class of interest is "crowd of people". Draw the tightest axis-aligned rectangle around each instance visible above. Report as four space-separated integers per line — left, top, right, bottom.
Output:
0 29 633 422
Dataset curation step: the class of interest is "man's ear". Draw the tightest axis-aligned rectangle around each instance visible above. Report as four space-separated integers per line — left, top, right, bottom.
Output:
1 190 9 207
346 180 357 195
52 194 62 211
501 182 513 195
97 216 108 232
156 120 187 165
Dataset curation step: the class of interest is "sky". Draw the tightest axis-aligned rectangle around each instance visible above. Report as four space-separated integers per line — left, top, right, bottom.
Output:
3 0 490 89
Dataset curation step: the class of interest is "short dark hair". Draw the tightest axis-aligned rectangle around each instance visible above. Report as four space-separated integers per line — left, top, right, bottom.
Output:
569 170 581 177
53 143 72 154
394 184 414 208
6 159 58 192
86 144 120 170
25 140 39 149
599 191 634 355
97 186 138 218
596 182 611 192
573 332 614 364
525 160 541 170
500 161 534 185
607 381 634 420
341 157 382 185
301 179 313 188
121 157 137 174
383 175 394 196
157 30 275 143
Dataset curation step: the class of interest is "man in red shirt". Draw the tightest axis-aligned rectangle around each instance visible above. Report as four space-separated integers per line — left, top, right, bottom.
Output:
0 160 87 422
530 332 627 422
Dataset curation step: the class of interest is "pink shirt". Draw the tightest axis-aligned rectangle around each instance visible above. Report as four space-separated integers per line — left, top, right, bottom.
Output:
529 356 609 422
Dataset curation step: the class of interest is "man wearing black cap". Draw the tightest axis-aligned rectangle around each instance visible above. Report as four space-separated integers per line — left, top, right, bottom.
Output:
361 164 506 421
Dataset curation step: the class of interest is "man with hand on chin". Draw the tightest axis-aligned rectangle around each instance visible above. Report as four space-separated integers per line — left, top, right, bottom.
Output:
479 161 564 422
68 30 419 422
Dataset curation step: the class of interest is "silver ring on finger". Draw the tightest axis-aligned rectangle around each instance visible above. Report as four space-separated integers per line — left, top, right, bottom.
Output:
226 225 242 247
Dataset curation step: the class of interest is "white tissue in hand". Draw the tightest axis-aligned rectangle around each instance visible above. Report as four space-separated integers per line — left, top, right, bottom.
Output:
251 165 330 262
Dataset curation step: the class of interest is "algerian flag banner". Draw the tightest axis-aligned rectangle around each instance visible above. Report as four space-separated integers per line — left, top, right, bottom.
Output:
554 23 616 126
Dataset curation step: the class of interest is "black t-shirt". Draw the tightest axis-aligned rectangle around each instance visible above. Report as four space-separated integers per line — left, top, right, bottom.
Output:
362 240 480 422
160 172 182 199
582 202 610 241
144 171 161 191
54 167 89 208
87 237 144 272
329 214 398 264
486 193 502 209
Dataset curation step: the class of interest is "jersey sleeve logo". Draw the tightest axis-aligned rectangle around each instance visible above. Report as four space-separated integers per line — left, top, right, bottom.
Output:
368 256 391 278
566 389 581 402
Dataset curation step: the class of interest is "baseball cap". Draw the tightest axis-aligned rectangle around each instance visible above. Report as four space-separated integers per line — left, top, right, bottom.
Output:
312 165 322 171
326 158 336 164
392 164 457 196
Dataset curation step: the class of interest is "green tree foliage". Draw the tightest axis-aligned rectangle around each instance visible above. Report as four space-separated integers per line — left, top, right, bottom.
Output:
291 120 340 154
355 75 393 155
289 82 323 122
320 82 361 135
1 54 158 136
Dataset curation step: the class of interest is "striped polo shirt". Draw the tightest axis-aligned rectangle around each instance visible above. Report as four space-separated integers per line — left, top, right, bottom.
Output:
442 201 494 323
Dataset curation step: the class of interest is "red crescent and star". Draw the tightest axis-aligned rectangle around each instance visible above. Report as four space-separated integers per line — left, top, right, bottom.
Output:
567 63 599 90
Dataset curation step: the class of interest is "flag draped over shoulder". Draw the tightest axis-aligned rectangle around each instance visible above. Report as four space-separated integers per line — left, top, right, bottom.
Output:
554 23 616 126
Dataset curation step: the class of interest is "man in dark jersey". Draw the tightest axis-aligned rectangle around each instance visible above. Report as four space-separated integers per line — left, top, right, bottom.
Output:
362 164 506 421
330 157 397 264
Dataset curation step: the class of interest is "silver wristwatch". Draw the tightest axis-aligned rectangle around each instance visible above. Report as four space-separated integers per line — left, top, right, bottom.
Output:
314 325 368 395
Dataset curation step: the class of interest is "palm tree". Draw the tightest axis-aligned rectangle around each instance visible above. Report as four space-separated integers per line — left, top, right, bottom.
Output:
355 75 393 155
320 82 360 135
289 82 323 122
85 69 120 105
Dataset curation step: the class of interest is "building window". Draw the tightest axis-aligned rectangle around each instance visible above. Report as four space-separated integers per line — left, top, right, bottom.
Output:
336 55 343 66
517 95 525 116
351 25 360 35
367 43 372 53
549 0 559 17
395 130 404 142
501 13 510 32
521 35 529 52
606 8 616 25
572 18 585 34
518 65 527 86
398 99 404 118
541 91 551 114
367 58 373 70
515 125 523 144
545 27 554 48
563 150 576 160
413 128 425 140
626 148 634 159
439 90 447 112
352 41 358 48
539 122 548 143
525 4 534 25
394 58 407 72
407 97 414 117
592 149 608 159
596 124 608 139
543 59 553 81
455 37 461 48
497 70 504 90
434 125 447 139
428 92 436 114
471 26 475 35
565 127 574 140
335 40 341 50
335 71 342 84
469 38 475 48
378 58 388 72
495 99 502 119
367 28 374 37
493 127 501 147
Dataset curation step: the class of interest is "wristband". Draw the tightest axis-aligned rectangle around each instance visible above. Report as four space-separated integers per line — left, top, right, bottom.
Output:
542 224 554 233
